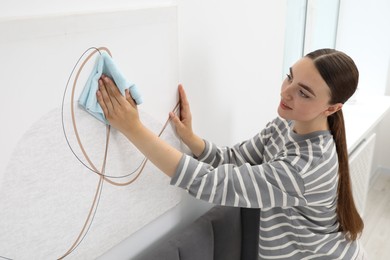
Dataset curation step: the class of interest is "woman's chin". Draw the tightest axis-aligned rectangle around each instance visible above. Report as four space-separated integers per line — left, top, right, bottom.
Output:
277 107 291 120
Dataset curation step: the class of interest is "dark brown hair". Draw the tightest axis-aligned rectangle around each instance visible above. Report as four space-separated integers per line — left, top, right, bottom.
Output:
306 48 363 240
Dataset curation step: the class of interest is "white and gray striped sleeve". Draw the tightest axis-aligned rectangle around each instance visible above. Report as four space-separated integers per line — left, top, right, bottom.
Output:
170 154 307 208
196 132 266 168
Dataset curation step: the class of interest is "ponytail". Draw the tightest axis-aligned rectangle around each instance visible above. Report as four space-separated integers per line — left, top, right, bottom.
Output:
328 109 364 240
306 48 363 240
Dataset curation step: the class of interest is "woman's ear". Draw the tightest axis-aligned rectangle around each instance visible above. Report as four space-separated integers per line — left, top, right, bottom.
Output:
325 103 343 116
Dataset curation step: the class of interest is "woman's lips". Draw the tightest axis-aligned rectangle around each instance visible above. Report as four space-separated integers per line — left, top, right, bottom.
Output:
280 101 292 110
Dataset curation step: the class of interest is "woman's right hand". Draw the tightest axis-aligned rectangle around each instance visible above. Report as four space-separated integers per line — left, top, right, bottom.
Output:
169 85 194 144
170 85 205 157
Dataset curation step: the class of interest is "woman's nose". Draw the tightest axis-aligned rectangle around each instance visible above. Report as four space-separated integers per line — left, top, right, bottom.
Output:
281 84 293 100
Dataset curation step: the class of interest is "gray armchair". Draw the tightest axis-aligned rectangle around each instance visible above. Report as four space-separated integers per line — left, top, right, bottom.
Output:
136 206 260 260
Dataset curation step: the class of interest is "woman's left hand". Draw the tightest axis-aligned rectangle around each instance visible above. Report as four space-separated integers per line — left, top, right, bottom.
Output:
96 75 141 134
97 75 183 177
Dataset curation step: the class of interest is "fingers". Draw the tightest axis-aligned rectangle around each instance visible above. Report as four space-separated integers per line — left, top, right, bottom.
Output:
97 75 139 122
97 75 127 118
97 78 114 117
96 89 108 117
178 84 187 103
169 111 184 130
178 85 190 109
177 84 191 121
101 75 123 106
125 89 137 107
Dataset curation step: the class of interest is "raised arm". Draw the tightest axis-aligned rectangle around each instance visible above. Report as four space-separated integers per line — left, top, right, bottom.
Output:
96 75 182 177
168 85 205 157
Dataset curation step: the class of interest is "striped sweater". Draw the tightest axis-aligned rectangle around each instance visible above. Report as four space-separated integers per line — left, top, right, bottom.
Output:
171 117 363 259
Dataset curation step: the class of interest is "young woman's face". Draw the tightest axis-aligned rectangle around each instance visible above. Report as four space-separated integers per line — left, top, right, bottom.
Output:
277 57 340 132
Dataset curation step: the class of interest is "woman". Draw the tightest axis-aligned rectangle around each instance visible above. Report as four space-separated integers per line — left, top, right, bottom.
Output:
96 49 366 259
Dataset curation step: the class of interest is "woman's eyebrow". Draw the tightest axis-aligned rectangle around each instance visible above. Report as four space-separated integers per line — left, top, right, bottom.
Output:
289 67 317 97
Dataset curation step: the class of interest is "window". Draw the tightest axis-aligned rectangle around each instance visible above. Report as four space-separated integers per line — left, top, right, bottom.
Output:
283 0 340 75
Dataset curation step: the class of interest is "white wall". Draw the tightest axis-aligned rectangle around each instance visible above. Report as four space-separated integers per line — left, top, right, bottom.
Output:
0 0 175 18
179 0 285 146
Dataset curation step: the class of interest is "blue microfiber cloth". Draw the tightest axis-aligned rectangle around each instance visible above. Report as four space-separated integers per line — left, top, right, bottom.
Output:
78 51 142 124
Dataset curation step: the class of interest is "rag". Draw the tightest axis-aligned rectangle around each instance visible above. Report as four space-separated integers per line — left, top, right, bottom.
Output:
78 51 142 124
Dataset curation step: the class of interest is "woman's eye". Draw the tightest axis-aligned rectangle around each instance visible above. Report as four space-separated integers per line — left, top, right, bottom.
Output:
299 90 310 98
286 73 292 81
